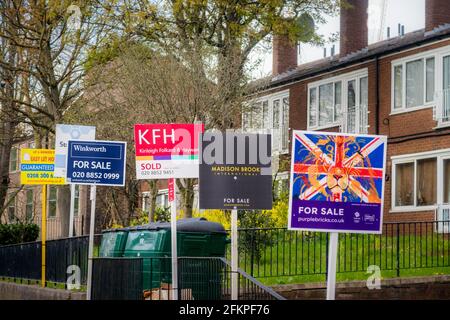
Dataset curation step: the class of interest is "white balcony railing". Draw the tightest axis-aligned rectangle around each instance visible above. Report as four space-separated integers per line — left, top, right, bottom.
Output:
435 204 450 234
434 89 450 125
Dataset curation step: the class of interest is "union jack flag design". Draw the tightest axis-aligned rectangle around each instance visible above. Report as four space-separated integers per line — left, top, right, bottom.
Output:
291 131 386 204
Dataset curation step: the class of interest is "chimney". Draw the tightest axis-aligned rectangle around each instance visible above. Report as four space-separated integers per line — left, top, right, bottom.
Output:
272 34 298 76
426 0 450 32
340 0 368 57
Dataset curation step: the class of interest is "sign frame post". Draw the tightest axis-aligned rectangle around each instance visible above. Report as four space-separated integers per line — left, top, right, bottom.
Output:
326 232 339 300
231 208 238 300
86 185 96 300
168 178 178 300
41 185 47 288
287 130 387 301
69 184 76 237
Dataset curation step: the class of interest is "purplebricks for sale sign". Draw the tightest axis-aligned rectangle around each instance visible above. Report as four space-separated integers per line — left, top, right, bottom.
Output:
288 131 387 234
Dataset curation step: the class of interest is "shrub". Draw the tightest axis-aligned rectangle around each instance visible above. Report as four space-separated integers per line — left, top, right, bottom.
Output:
0 223 40 245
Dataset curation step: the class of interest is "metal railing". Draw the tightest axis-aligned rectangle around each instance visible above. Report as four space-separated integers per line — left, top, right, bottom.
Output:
436 88 450 124
233 221 450 279
91 256 284 300
92 257 143 300
0 234 101 286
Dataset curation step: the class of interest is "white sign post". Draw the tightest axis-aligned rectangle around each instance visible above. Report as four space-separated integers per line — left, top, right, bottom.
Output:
326 232 339 300
69 184 76 237
66 140 127 300
287 131 387 301
169 178 178 300
86 185 96 300
55 124 95 238
231 208 238 300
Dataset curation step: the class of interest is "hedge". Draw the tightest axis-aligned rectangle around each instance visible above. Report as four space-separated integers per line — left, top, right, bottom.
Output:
0 223 40 246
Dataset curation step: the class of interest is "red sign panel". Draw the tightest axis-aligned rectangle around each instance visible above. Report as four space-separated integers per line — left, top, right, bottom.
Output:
134 123 204 179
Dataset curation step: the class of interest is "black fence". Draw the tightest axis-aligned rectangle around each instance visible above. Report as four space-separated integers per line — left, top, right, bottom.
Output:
233 221 450 279
91 256 285 300
0 234 101 287
1 220 449 293
0 240 41 282
92 258 143 300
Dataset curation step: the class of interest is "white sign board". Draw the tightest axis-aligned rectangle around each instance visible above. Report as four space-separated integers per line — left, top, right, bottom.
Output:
54 124 96 178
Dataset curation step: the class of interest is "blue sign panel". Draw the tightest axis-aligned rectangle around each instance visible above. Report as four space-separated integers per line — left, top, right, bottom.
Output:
66 140 127 186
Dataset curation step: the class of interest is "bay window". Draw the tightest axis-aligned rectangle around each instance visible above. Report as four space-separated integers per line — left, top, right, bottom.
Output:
244 91 289 153
308 69 368 133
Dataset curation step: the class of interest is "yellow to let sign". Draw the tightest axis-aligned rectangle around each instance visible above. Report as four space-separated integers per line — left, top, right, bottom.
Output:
20 149 66 185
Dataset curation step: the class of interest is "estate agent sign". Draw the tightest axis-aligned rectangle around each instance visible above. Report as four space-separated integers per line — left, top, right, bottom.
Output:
288 131 387 234
199 132 272 210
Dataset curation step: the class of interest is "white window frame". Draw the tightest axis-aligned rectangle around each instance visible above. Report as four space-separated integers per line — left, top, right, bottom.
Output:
244 89 290 154
391 148 450 212
307 68 369 131
390 44 450 116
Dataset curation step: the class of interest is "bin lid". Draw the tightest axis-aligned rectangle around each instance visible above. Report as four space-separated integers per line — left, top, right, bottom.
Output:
102 227 129 233
124 218 226 234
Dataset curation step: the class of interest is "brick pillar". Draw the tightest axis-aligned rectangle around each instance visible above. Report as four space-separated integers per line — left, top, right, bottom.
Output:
426 0 450 32
340 0 368 57
272 34 298 76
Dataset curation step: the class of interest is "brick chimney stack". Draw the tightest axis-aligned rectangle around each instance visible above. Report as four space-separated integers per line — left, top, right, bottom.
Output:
272 34 298 76
426 0 450 32
340 0 368 57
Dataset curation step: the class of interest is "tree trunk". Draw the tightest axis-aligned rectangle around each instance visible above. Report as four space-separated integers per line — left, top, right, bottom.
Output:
0 4 18 220
177 178 195 218
148 180 158 222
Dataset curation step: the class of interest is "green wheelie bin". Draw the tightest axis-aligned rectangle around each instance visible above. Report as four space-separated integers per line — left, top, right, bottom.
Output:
122 218 228 299
99 228 129 257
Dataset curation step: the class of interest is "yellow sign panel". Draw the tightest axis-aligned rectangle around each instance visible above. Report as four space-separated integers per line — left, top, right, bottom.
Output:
20 149 66 185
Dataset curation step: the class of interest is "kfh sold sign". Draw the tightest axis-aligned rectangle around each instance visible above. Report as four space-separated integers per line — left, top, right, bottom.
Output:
134 123 204 179
288 131 387 234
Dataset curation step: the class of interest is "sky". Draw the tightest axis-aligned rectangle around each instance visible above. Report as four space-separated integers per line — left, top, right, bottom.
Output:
250 0 426 79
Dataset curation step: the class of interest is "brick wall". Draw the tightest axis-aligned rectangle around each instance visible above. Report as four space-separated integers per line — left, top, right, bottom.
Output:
272 34 297 76
272 275 450 300
426 0 450 32
340 0 368 56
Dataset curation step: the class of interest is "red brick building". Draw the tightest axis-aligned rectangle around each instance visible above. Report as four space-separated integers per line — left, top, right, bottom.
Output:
246 0 450 224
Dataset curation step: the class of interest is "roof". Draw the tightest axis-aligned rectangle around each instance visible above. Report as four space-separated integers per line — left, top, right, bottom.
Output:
250 24 450 93
103 217 227 234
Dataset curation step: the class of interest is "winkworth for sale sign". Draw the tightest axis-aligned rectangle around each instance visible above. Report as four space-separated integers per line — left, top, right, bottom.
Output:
66 140 126 186
134 123 204 179
288 131 387 234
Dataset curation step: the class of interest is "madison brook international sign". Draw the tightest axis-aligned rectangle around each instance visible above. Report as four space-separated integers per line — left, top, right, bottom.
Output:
199 132 272 210
288 131 387 234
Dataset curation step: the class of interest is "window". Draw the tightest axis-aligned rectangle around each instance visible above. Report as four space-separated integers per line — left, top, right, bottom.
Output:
392 150 450 211
319 83 333 126
9 147 18 172
156 192 169 208
392 56 435 112
25 189 33 221
48 186 57 218
395 162 414 207
394 65 403 109
307 69 368 133
426 58 435 103
8 195 16 222
244 91 289 153
74 185 80 216
444 159 450 203
416 158 437 206
406 59 424 108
